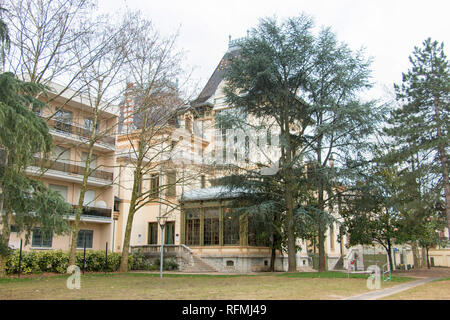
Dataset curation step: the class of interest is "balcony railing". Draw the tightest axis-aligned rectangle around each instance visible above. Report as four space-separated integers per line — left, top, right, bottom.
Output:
41 116 116 147
32 157 113 181
72 205 112 219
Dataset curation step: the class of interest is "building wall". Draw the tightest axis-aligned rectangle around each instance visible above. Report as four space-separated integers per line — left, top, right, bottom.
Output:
9 221 111 252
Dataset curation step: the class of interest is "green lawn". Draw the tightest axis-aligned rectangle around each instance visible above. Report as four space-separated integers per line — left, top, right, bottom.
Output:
0 272 413 300
383 278 450 300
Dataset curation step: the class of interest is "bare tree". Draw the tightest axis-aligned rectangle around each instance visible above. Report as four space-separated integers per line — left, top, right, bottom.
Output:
3 0 97 96
116 14 199 272
63 13 135 266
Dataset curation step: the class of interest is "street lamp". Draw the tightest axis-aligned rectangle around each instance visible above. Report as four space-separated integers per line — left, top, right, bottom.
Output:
157 215 168 278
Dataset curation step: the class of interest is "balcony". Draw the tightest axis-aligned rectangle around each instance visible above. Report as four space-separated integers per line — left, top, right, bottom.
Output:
72 205 112 219
30 156 113 183
41 116 116 148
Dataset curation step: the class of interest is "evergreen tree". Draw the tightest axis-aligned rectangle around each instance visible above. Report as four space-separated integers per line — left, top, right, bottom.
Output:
221 15 378 272
0 72 72 277
222 14 316 272
386 38 449 231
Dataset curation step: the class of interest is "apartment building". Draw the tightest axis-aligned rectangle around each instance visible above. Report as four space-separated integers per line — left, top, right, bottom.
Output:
9 83 118 252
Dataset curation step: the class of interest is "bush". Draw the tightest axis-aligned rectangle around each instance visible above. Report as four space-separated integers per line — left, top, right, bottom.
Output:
5 249 131 275
152 257 179 271
130 249 153 271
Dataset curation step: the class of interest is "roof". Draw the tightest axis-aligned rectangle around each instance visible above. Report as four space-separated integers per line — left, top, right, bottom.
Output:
190 49 241 107
180 186 249 202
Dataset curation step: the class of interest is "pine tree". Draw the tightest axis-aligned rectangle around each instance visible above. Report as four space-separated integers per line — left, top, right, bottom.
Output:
387 38 450 231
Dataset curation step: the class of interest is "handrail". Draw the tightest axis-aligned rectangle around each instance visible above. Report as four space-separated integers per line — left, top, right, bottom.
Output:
382 263 391 282
31 156 113 181
41 115 116 147
180 244 194 254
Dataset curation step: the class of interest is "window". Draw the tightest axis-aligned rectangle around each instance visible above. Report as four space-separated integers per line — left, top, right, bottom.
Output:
84 118 98 134
77 230 93 249
166 172 176 197
150 174 159 198
267 129 272 146
248 216 269 247
200 175 206 189
223 208 239 245
81 152 97 169
49 184 68 201
78 189 95 207
165 221 175 245
244 136 249 163
203 208 220 245
32 228 53 248
148 222 158 245
185 209 200 246
222 128 227 162
52 146 71 162
53 109 73 133
329 224 335 251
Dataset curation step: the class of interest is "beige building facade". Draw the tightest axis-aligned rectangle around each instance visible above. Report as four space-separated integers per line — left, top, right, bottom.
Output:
9 83 118 252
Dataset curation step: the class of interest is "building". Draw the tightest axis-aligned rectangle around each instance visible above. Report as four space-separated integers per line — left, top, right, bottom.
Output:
117 38 349 272
8 82 118 252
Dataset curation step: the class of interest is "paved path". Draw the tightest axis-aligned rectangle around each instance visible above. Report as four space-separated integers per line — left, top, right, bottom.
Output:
343 277 440 300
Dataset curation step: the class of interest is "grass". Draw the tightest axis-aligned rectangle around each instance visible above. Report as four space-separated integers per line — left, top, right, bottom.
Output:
0 271 414 300
276 271 414 283
382 279 450 300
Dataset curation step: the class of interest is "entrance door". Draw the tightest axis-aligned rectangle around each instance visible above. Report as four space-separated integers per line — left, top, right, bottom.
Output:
148 222 158 244
165 222 175 245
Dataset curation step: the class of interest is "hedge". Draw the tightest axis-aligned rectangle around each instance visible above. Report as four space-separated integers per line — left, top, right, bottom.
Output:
5 250 132 275
5 249 178 274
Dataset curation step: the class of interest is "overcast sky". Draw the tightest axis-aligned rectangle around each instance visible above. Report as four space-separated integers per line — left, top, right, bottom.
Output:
98 0 449 100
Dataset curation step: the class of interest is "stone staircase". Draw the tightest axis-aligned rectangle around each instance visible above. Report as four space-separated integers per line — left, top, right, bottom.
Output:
182 255 218 273
333 256 344 270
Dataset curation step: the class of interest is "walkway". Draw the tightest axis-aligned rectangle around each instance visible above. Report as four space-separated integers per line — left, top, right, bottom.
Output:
343 277 440 300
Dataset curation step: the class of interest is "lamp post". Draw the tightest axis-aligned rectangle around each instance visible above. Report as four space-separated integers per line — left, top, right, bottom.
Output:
157 215 168 279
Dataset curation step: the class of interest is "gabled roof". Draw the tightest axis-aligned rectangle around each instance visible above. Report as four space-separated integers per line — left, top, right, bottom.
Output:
191 49 241 107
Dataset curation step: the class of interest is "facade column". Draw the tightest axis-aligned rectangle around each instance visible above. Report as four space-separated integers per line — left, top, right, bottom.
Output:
219 201 223 246
240 215 248 246
199 202 204 246
180 205 185 244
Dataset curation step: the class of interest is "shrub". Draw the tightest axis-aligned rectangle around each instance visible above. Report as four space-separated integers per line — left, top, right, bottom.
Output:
131 249 153 271
152 257 179 271
5 249 131 274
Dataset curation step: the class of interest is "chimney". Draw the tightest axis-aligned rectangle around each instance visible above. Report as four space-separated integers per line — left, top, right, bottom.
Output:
122 82 135 133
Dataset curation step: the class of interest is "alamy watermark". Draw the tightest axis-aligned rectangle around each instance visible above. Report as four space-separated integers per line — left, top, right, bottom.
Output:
169 127 281 176
66 265 81 290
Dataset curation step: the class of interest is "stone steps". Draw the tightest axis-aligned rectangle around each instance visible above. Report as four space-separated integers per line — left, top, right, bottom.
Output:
182 255 217 273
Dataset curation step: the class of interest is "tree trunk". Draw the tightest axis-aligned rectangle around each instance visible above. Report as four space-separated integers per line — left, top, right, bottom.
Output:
119 167 142 272
421 246 427 269
281 109 296 272
386 239 394 271
318 223 326 271
0 209 12 277
119 205 136 272
426 246 430 269
68 141 95 267
270 247 276 272
284 171 297 272
0 231 10 278
411 242 421 269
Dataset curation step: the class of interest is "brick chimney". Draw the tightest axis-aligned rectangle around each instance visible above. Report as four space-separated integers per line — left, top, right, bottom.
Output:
122 82 135 133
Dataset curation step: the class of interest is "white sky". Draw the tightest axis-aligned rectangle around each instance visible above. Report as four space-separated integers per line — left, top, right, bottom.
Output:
97 0 449 100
